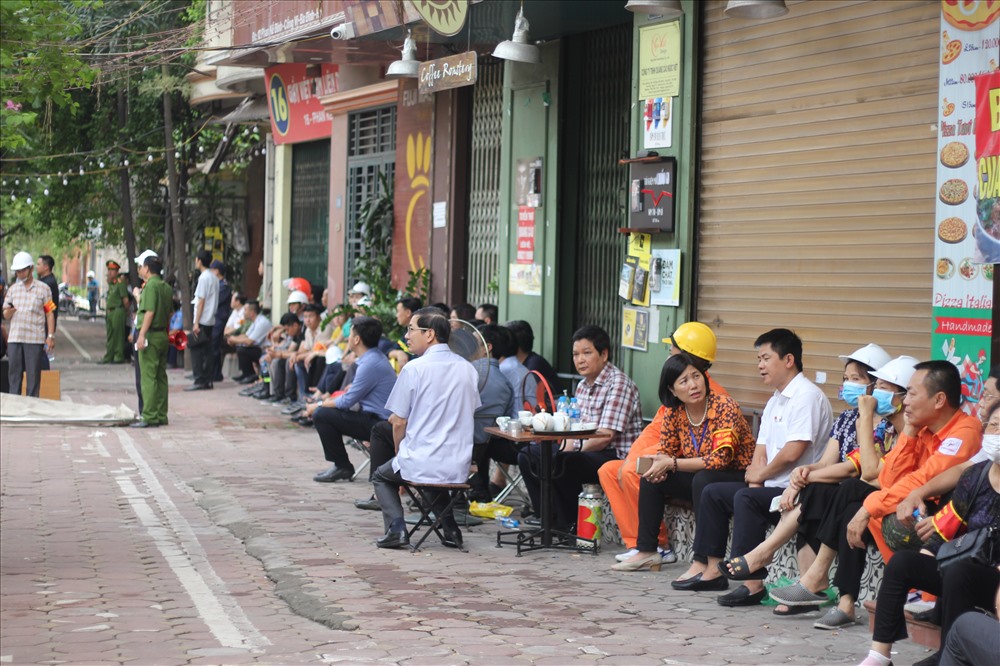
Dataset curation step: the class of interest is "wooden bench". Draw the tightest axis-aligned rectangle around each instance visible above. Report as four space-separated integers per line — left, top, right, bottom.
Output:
862 600 941 650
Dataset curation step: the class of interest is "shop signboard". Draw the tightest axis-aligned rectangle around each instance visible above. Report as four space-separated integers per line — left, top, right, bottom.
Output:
931 2 1000 417
264 64 339 145
392 79 434 286
418 52 477 96
638 22 680 101
411 0 468 36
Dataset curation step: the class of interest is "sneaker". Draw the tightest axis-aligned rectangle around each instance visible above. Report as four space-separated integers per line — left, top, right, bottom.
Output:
658 547 678 563
281 401 304 415
615 548 640 562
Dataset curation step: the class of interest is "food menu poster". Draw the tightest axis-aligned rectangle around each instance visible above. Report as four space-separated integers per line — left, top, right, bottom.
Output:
931 1 999 418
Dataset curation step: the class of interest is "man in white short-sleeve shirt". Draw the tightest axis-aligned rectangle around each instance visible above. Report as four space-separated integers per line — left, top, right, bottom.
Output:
188 250 220 390
680 328 832 606
371 308 480 550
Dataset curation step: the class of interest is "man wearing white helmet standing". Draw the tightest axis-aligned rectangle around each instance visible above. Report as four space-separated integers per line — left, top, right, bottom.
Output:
2 251 56 396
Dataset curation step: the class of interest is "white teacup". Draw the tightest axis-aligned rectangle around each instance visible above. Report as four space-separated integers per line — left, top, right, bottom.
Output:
518 410 534 427
496 416 511 432
551 412 570 431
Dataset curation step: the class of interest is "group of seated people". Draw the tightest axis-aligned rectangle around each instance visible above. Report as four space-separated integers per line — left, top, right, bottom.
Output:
224 283 999 666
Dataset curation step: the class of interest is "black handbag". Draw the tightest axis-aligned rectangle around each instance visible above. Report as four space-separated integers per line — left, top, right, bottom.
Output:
936 464 996 572
187 327 210 348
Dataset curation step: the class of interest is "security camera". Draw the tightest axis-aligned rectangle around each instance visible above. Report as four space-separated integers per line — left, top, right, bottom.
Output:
330 22 355 40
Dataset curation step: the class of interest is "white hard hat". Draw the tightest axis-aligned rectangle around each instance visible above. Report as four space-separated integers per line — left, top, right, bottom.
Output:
349 281 371 296
838 343 891 371
135 249 158 264
287 290 309 305
87 270 95 278
10 251 33 271
871 355 920 391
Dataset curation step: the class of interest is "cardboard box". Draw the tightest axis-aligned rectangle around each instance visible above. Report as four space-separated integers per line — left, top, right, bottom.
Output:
21 370 61 400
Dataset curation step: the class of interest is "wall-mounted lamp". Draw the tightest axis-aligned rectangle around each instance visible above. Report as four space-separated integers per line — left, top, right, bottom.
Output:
386 31 420 79
493 7 541 64
724 0 788 19
625 0 683 18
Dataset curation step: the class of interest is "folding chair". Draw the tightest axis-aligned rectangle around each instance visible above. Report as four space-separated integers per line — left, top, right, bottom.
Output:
491 460 530 505
401 478 471 552
347 438 371 481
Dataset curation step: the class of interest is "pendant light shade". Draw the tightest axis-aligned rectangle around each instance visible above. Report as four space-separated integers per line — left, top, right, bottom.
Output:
724 0 788 19
386 33 419 79
625 0 683 18
492 8 541 64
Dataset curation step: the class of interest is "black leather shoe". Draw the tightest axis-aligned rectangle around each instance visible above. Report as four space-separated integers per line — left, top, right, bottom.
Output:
441 528 464 549
313 466 354 482
376 530 410 549
718 584 766 607
523 515 542 527
235 375 256 385
354 496 380 511
671 573 729 592
185 384 212 391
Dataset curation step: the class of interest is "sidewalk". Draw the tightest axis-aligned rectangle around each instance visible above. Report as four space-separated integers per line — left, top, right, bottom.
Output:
0 319 932 665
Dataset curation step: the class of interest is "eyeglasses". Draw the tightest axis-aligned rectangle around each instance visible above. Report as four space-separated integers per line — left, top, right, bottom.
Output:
982 392 997 402
407 324 430 333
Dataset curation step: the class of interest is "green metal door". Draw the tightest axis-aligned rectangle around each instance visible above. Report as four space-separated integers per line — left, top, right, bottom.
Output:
561 23 632 350
345 106 397 286
290 139 330 288
466 58 504 306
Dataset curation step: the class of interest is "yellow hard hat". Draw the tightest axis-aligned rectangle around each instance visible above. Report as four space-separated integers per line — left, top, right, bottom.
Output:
663 321 717 363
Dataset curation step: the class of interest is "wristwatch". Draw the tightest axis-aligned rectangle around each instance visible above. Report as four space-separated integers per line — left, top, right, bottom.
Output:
47 333 55 339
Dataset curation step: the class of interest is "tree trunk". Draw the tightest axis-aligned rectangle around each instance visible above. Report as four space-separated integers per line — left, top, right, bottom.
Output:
161 65 191 329
117 87 138 290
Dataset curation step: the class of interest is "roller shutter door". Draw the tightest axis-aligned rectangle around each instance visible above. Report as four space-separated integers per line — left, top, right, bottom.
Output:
697 0 939 408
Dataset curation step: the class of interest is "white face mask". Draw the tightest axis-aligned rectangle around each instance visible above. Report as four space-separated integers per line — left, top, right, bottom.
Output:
982 433 1000 465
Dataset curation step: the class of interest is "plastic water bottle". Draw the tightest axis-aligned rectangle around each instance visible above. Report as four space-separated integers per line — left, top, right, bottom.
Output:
497 517 520 529
569 397 580 425
557 390 570 415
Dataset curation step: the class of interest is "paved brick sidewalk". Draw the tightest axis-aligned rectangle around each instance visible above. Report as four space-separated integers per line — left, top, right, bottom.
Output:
1 323 932 665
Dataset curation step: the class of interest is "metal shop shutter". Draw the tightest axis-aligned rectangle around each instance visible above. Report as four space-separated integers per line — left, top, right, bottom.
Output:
290 139 331 288
696 0 939 409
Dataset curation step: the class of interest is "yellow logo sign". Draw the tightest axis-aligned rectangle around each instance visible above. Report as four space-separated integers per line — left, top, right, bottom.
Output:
405 132 431 270
412 0 468 37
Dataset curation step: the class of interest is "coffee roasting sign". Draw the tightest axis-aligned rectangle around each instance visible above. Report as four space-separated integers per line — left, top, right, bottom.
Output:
418 51 478 95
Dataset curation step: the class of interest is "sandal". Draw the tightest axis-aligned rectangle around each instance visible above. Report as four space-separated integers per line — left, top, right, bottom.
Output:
769 582 827 607
773 604 820 616
718 556 768 581
814 607 856 630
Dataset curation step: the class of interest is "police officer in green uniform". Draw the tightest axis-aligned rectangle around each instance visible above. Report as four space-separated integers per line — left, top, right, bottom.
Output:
131 255 173 428
101 260 129 363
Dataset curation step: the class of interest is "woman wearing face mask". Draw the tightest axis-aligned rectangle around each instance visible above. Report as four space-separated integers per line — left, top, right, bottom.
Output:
719 348 912 625
858 407 1000 666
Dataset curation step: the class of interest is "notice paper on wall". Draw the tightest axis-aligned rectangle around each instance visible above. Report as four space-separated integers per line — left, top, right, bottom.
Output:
649 248 681 307
433 201 447 229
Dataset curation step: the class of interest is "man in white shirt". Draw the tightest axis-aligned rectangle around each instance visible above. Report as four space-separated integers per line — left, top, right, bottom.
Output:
188 250 219 391
675 328 832 607
372 308 481 549
226 300 272 383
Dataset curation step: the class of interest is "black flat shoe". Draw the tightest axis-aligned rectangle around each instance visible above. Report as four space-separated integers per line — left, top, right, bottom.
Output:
718 584 766 607
184 384 212 391
313 466 354 483
376 530 410 549
441 528 464 549
671 573 729 592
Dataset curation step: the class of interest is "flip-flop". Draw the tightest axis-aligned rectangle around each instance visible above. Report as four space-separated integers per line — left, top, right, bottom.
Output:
768 582 827 607
718 556 768 581
773 604 820 616
813 607 856 630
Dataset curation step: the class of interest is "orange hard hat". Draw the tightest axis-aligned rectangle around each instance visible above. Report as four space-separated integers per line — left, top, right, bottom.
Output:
283 277 311 295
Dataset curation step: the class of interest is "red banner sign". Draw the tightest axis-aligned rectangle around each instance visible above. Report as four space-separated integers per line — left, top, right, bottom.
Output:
264 64 339 145
934 316 992 336
517 206 535 264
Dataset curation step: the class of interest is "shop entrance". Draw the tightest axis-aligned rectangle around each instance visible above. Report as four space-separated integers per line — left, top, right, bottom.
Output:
290 139 330 289
558 22 633 365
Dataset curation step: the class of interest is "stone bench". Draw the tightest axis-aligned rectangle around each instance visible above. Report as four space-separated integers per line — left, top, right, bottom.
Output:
862 600 941 650
600 497 885 602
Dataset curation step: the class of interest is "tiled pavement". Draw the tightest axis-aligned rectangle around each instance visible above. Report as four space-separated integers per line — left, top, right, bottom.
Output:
0 319 932 665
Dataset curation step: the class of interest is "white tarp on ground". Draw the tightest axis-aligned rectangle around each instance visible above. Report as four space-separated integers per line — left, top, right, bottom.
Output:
0 393 135 425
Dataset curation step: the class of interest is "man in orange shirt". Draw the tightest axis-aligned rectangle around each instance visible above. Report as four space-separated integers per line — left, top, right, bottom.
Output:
599 322 728 563
770 360 981 621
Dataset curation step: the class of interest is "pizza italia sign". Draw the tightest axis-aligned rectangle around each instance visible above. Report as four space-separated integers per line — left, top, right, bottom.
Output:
931 0 999 418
